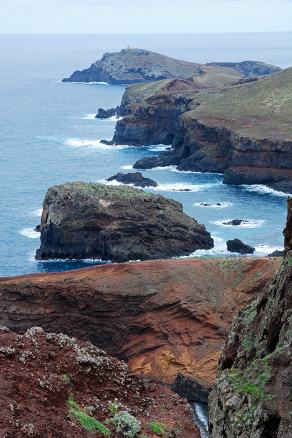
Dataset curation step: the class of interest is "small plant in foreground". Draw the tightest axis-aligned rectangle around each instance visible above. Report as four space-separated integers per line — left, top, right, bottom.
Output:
67 395 111 436
112 410 141 437
148 421 167 436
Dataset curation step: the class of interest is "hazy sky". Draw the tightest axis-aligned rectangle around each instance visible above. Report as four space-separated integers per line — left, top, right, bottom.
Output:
1 0 292 33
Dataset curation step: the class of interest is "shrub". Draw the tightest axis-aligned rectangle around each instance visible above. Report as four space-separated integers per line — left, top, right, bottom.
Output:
67 396 111 436
148 421 167 436
112 410 141 437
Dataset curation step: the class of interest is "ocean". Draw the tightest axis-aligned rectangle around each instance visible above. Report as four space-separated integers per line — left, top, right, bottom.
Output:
1 33 292 277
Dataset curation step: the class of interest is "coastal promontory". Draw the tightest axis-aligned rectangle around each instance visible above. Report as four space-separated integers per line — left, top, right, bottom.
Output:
36 182 213 262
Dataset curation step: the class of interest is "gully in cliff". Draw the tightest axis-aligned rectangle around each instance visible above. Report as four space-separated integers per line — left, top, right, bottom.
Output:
35 182 213 262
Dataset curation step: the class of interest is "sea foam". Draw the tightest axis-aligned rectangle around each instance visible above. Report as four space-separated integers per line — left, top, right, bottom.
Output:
19 228 40 239
193 202 233 209
242 184 292 197
65 138 128 150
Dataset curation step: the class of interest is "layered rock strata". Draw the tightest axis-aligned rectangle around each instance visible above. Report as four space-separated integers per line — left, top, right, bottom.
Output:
35 182 213 262
111 69 292 190
0 257 280 400
209 199 292 437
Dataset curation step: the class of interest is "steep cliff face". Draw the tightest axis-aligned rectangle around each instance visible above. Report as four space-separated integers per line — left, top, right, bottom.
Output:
36 182 213 262
209 199 292 437
112 69 292 191
0 327 199 437
0 257 280 400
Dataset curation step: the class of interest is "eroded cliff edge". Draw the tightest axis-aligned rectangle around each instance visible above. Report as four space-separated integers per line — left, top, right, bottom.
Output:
0 257 280 400
209 199 292 437
111 68 292 191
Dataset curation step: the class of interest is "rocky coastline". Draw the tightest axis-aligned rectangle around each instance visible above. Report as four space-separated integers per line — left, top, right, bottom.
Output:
107 68 292 191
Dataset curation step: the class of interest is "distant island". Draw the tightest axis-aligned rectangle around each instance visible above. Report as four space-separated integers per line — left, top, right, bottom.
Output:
62 48 280 84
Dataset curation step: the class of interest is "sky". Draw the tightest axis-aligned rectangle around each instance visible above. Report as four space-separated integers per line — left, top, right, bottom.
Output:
1 0 292 34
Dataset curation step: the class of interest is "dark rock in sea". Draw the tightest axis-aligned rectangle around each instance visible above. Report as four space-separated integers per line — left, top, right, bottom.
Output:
268 181 292 194
95 107 118 119
209 199 292 437
206 60 281 78
268 250 284 257
134 156 172 170
34 225 40 232
62 48 204 84
223 219 248 226
35 182 214 262
173 373 211 404
106 172 158 188
227 239 255 254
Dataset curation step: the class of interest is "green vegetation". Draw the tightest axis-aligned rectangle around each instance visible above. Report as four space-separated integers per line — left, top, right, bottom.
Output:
238 299 258 326
67 396 111 436
288 256 292 266
242 335 253 353
57 182 153 200
148 421 167 436
112 410 141 437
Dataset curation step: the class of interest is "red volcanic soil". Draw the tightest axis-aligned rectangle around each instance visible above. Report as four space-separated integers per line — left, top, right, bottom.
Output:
0 257 280 389
0 327 199 437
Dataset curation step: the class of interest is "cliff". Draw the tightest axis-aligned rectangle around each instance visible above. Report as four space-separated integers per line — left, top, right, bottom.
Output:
209 199 292 437
0 257 280 401
62 48 280 84
0 327 199 437
35 182 213 262
112 68 292 191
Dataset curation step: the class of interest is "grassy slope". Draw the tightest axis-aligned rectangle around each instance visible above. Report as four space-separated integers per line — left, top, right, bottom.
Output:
189 67 292 140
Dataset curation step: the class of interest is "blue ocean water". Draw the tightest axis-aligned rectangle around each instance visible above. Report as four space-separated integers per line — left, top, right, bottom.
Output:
1 33 292 277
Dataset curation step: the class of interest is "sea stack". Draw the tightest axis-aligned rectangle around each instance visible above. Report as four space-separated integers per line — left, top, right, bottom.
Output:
36 182 213 262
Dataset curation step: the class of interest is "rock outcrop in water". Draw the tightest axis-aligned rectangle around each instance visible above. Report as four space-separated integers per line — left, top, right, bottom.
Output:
0 327 199 437
209 199 292 437
0 257 280 401
35 182 213 262
227 239 255 255
106 172 158 187
111 68 292 190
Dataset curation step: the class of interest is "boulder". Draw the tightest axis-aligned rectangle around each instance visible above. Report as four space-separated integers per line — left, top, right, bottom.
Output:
106 172 158 187
36 182 213 262
227 239 255 254
268 250 284 257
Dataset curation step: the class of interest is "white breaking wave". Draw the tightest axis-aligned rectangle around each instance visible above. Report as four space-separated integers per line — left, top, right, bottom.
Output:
121 164 133 170
64 139 128 150
194 202 233 209
152 182 219 193
71 81 109 85
83 113 96 120
254 244 283 255
31 208 43 217
211 218 266 228
106 115 123 122
147 145 173 152
19 228 40 239
242 184 292 197
150 165 178 171
193 235 230 257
